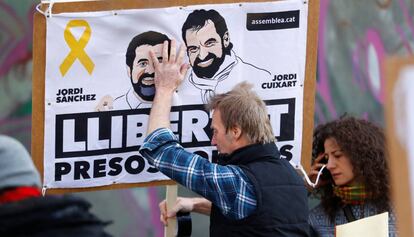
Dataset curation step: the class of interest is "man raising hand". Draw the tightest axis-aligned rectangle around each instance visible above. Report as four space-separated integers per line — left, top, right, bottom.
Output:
140 39 309 237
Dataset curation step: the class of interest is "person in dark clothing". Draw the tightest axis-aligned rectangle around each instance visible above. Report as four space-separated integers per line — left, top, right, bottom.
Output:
0 194 112 237
0 135 112 237
139 40 309 236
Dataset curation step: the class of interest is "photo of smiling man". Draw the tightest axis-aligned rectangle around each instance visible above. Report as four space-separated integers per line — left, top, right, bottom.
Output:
115 31 170 109
96 31 170 110
182 9 271 103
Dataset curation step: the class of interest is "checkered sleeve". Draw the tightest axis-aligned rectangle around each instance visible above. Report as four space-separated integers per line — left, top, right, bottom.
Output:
139 128 257 220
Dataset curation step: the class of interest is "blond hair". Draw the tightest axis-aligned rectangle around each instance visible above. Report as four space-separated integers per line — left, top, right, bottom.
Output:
206 82 275 144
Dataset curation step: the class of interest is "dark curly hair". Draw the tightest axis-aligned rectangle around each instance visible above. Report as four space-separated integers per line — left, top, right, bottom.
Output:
311 116 390 222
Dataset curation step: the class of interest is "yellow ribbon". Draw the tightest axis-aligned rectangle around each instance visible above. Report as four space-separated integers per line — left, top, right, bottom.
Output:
59 20 95 76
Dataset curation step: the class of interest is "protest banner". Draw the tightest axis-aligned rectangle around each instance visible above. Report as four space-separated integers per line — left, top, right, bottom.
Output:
32 0 319 193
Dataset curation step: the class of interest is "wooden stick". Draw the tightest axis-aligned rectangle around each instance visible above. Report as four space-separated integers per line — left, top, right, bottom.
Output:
164 184 177 237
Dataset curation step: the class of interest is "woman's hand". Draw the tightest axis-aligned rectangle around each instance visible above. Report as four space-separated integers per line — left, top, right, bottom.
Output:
308 153 330 188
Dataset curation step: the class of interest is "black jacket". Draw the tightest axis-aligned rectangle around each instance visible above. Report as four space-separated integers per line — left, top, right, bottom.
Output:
210 143 309 237
0 194 112 237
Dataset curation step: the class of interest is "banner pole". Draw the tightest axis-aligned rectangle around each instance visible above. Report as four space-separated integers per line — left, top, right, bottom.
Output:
164 184 178 237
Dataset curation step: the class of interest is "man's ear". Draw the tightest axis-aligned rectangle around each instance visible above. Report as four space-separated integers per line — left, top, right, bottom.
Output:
126 65 131 78
223 31 230 48
231 125 242 140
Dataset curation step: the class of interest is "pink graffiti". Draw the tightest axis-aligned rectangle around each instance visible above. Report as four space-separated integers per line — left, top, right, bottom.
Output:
316 0 336 122
351 40 368 92
364 29 386 104
351 29 386 104
116 188 163 237
317 0 414 122
0 2 33 78
120 189 146 237
148 187 163 237
350 0 414 106
395 25 413 54
399 0 414 40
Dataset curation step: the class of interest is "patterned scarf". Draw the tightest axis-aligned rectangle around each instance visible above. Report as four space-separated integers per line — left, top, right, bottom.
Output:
333 184 373 205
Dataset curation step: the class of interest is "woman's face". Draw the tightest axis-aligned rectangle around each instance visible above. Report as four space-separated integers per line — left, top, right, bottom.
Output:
324 137 356 186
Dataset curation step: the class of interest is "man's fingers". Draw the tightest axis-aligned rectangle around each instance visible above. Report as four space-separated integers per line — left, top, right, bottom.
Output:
169 39 176 62
176 44 186 65
152 39 187 92
149 50 159 68
160 213 168 226
167 203 181 218
162 40 169 63
159 200 168 226
314 153 326 163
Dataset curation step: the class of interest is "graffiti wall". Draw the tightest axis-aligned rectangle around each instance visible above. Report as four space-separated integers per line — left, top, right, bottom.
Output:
316 0 414 124
1 0 413 236
0 1 34 147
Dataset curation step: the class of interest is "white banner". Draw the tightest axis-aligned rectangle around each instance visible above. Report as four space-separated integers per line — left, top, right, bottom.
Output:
44 0 308 188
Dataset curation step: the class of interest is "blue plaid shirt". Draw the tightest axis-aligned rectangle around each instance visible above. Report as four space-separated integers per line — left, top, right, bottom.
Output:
139 128 257 220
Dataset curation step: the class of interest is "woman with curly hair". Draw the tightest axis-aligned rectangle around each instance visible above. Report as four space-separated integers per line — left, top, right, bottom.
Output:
307 116 397 237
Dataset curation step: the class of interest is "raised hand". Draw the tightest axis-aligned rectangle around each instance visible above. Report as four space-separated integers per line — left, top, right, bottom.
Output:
308 153 330 188
150 39 189 95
